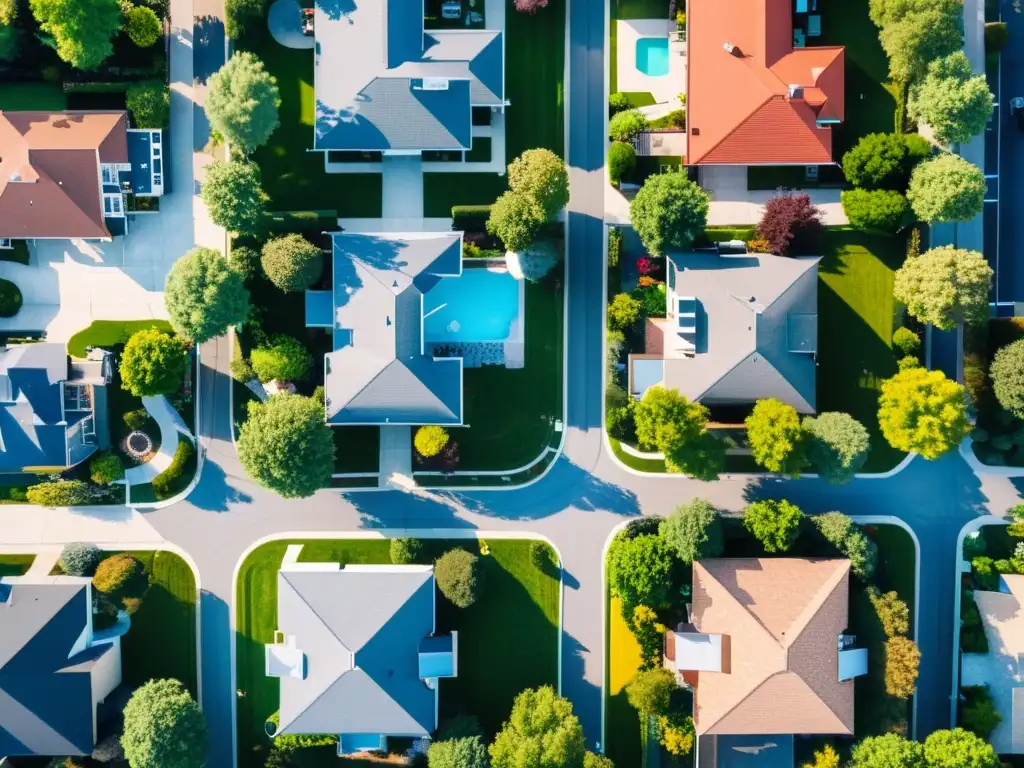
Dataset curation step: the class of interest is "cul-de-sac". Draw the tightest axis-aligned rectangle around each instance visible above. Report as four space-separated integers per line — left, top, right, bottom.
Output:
0 0 1021 766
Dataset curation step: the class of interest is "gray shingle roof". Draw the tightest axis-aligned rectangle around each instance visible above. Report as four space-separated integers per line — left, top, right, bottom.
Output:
325 232 463 425
276 566 436 737
0 578 111 756
313 0 503 151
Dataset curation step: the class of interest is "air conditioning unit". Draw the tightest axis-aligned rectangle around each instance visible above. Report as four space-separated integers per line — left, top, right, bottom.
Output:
419 77 450 91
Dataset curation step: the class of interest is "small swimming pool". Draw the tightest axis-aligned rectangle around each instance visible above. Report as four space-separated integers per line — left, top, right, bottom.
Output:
423 267 521 343
636 37 669 77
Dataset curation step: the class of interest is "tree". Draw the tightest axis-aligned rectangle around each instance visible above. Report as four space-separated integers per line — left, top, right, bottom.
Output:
868 586 911 636
260 234 323 292
743 500 804 553
756 191 823 256
390 537 424 565
228 245 260 281
90 452 125 485
804 412 871 484
237 394 334 498
59 543 102 576
813 511 878 578
907 153 985 224
869 0 961 28
435 549 482 608
26 480 102 506
893 326 921 356
632 386 723 480
200 160 267 233
659 498 724 563
657 713 695 757
629 174 709 256
880 7 963 83
745 398 808 474
120 329 188 397
489 686 585 768
959 687 1003 741
893 245 992 330
884 635 920 698
625 667 675 717
225 0 266 38
923 728 999 768
250 335 311 382
0 0 19 62
508 148 569 217
127 80 170 129
608 142 636 185
487 191 547 252
584 754 615 768
909 52 994 146
841 189 910 234
510 239 561 282
841 132 928 190
803 744 840 768
207 51 281 154
850 734 925 768
415 425 449 457
606 533 676 614
121 678 207 768
607 293 642 331
990 339 1024 417
878 367 968 458
609 109 649 141
514 0 548 11
165 247 250 343
428 736 489 768
125 5 161 47
29 0 120 70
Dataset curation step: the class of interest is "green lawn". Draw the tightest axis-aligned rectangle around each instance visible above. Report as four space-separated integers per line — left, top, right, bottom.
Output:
818 227 906 472
67 319 173 359
614 0 671 20
331 427 380 474
0 82 67 111
0 554 35 576
235 538 559 767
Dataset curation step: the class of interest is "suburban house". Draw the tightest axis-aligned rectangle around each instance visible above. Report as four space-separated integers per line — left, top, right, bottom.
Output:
264 553 457 756
312 0 506 153
0 343 111 474
960 574 1024 753
628 249 819 414
0 111 164 241
664 558 866 766
306 231 464 426
685 0 845 165
0 574 124 757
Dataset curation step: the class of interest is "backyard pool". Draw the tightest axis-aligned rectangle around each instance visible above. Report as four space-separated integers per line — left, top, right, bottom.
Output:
636 37 669 77
424 267 521 343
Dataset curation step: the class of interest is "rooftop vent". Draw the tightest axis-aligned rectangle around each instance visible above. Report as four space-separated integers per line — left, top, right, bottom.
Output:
420 77 450 91
788 84 804 99
723 42 735 54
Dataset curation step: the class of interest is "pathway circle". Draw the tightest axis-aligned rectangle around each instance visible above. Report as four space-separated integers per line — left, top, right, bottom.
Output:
268 0 315 50
125 430 154 459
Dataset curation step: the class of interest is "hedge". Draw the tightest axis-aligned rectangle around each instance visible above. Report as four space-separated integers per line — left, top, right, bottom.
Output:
451 205 493 233
62 82 132 93
152 439 196 500
261 210 338 234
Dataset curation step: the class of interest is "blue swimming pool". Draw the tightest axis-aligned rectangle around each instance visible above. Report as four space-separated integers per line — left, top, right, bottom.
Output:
423 267 520 343
636 37 669 77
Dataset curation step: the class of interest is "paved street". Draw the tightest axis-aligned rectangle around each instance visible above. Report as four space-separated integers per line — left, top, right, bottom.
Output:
998 0 1024 301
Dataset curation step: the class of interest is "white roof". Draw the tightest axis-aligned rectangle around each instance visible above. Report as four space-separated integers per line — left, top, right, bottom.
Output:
674 631 723 672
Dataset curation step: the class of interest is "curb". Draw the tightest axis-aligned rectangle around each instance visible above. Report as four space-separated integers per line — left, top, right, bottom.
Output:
958 436 1024 477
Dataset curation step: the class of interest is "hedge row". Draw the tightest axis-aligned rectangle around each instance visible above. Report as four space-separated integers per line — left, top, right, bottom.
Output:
63 82 132 93
451 204 493 233
261 210 339 234
152 439 195 500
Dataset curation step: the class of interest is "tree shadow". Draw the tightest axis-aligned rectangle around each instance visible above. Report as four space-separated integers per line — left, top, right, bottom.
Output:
186 459 254 511
194 15 226 86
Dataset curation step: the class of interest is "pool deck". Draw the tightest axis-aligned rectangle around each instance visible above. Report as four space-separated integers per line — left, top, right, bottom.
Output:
615 19 686 105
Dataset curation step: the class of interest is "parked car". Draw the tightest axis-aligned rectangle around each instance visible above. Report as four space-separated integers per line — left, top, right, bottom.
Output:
441 1 462 19
300 8 314 35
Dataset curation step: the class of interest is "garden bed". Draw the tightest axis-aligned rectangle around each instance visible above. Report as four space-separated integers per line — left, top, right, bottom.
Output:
965 318 1024 467
0 554 35 576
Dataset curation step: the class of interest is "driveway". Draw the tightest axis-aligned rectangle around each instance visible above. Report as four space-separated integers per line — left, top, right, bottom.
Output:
700 166 849 226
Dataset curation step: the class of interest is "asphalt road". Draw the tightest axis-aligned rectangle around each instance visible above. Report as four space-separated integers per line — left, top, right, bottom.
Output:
998 0 1024 301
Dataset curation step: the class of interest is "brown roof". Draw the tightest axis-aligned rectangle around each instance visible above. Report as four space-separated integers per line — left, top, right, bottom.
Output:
0 111 128 239
686 0 845 165
690 558 853 736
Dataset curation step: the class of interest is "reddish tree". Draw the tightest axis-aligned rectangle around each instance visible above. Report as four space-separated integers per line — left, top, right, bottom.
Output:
755 192 824 256
515 0 549 12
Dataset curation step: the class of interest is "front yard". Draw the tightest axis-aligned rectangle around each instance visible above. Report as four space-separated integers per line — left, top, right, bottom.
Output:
235 537 560 767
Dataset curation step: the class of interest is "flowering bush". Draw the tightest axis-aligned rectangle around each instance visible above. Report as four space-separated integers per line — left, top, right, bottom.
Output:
638 275 657 287
636 256 655 275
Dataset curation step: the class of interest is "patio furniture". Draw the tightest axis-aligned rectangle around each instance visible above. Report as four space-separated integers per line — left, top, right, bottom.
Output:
808 14 821 36
793 27 806 48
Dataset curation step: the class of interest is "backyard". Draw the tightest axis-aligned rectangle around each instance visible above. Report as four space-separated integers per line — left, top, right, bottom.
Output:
235 537 560 766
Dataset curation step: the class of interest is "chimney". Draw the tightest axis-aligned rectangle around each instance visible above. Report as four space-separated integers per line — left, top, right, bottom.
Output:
788 84 804 99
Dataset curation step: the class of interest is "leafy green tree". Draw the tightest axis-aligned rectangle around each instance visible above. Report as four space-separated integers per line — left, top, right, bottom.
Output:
414 425 449 457
59 542 102 576
959 687 1003 741
121 679 207 768
743 499 804 553
92 554 148 598
803 412 871 484
225 0 265 38
804 744 840 768
200 160 267 233
850 733 925 768
125 5 161 47
435 549 482 608
907 153 985 224
487 191 547 252
893 245 992 330
250 335 311 382
878 367 968 458
625 667 675 717
632 386 723 480
608 142 636 185
428 736 489 768
237 394 334 498
165 247 250 343
893 326 921 356
869 0 960 27
842 133 912 190
26 480 102 506
489 687 585 768
260 234 323 292
29 0 121 70
127 80 170 128
745 398 808 474
867 586 910 637
608 109 648 141
657 712 695 757
90 451 124 485
0 0 20 61
390 537 424 565
990 339 1024 417
629 174 709 256
207 51 281 154
909 52 994 145
584 753 615 768
507 148 569 217
228 245 260 281
841 189 910 234
120 329 189 396
880 6 963 83
923 728 999 768
659 498 724 563
606 533 676 614
884 635 920 698
607 293 641 331
813 511 878 578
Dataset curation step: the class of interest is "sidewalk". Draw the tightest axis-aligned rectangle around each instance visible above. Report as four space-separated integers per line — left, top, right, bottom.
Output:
0 506 165 546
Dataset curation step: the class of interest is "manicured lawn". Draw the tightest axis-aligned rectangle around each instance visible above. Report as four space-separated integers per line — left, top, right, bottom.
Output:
0 82 67 111
423 172 509 218
235 538 559 767
606 596 643 768
818 227 905 472
0 554 35 576
615 0 672 20
331 427 380 474
67 319 173 359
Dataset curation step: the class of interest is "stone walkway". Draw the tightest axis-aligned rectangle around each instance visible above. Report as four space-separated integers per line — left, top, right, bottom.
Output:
125 395 190 486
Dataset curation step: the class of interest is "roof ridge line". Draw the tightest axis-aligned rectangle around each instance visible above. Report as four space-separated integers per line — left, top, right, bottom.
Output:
756 258 819 314
783 560 849 649
280 571 354 654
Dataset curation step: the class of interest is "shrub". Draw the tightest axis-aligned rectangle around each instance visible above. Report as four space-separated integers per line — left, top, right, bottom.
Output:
986 21 1009 51
126 80 169 128
26 480 100 506
415 425 450 458
631 604 666 669
125 5 161 47
632 386 722 479
435 549 482 608
428 736 489 768
90 452 124 485
608 109 648 141
121 679 207 768
507 148 569 217
743 499 803 553
972 556 999 591
657 712 695 757
514 0 548 12
489 687 585 768
225 0 265 38
841 188 910 234
606 532 676 616
868 586 910 637
124 409 149 430
659 498 724 563
0 278 22 317
608 227 623 268
898 355 921 371
260 234 324 293
59 543 102 576
390 537 424 565
120 329 189 397
803 412 871 485
92 554 148 599
451 204 492 232
228 245 260 281
907 153 986 224
607 293 641 331
609 92 630 115
631 283 666 317
486 191 546 252
960 685 1002 739
842 132 917 190
924 728 999 768
884 635 920 698
812 511 877 578
152 439 195 500
990 339 1024 418
625 667 675 717
850 734 924 768
629 174 709 255
230 355 255 383
893 327 921 356
756 191 823 256
530 540 557 571
608 141 636 185
585 753 615 768
745 398 807 474
250 335 312 383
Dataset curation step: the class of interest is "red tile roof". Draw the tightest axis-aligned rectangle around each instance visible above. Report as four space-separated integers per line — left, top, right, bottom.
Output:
686 0 844 165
